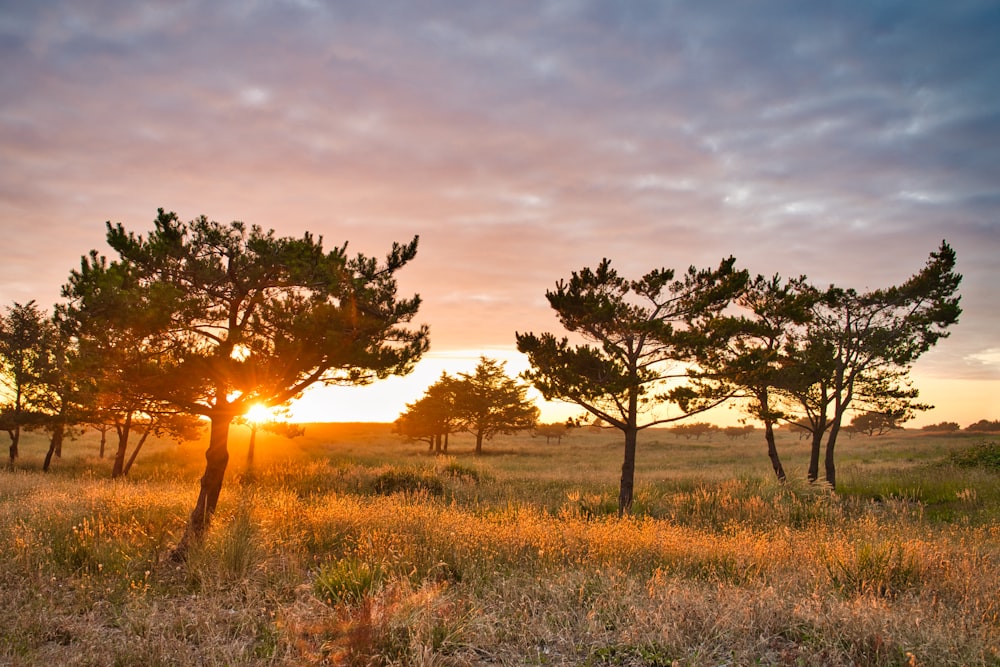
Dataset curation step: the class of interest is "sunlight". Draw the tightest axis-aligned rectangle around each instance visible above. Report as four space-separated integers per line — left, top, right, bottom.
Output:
244 402 273 424
286 347 582 424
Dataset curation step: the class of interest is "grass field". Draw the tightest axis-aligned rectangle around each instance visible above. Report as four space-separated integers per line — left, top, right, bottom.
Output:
1 424 998 666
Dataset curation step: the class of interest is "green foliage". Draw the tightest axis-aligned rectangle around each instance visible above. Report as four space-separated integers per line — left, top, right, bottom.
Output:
313 558 386 606
370 468 445 496
949 440 1000 469
821 540 923 598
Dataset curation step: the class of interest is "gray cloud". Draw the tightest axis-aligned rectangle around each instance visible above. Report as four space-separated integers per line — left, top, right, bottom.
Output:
0 0 997 385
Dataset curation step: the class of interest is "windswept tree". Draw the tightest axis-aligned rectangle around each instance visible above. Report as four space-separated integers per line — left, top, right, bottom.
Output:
0 301 48 465
689 274 818 481
517 257 747 515
64 209 429 556
784 241 961 487
452 357 539 455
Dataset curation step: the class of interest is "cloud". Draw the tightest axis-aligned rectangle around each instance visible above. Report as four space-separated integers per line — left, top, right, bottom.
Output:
0 0 997 394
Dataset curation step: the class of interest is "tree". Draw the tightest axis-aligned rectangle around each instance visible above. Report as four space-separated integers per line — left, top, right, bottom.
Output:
849 409 907 436
0 301 48 465
394 372 460 453
966 419 1000 432
64 209 429 556
689 274 818 481
670 422 719 439
452 357 539 455
517 257 747 515
783 241 961 488
534 422 575 444
237 405 304 467
60 251 203 479
921 421 960 432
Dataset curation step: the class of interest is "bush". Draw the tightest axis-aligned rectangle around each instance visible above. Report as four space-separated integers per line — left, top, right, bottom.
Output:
949 440 1000 470
370 469 445 496
314 558 386 606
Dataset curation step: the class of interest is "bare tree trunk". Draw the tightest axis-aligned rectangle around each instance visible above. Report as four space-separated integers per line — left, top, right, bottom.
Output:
8 425 20 465
173 414 231 560
122 429 152 477
111 417 131 479
764 421 786 482
246 425 257 467
618 426 638 517
99 428 107 458
43 423 64 472
807 430 822 483
474 432 483 455
824 422 841 489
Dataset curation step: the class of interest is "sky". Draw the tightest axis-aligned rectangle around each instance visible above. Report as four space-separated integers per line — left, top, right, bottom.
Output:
1 1 998 426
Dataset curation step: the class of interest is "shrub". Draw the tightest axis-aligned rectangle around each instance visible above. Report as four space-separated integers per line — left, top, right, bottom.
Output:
314 558 386 606
370 469 445 496
949 440 1000 470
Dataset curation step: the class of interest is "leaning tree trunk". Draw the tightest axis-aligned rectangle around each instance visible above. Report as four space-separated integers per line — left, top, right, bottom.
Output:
807 430 823 483
42 423 65 472
173 413 232 560
763 420 786 482
246 424 258 467
824 421 841 490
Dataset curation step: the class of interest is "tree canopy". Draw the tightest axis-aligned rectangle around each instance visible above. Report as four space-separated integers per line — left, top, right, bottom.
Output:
63 209 429 555
517 257 748 515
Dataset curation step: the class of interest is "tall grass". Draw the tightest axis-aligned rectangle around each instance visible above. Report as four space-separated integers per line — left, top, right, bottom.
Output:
0 427 997 665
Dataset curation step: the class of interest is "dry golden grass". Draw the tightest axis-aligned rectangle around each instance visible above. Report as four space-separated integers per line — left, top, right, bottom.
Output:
1 426 998 665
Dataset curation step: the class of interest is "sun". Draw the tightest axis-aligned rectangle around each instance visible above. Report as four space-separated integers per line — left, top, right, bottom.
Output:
244 403 273 424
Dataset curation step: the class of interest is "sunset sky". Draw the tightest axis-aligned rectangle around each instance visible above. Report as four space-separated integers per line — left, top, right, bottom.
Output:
1 2 998 426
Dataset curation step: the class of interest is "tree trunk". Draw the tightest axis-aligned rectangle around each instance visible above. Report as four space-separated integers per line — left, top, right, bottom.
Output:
618 426 638 517
99 429 106 458
8 425 20 464
764 420 785 482
43 423 65 472
173 413 231 559
824 422 841 489
443 432 449 453
246 425 257 466
474 432 483 455
122 429 151 477
111 420 130 479
807 430 822 483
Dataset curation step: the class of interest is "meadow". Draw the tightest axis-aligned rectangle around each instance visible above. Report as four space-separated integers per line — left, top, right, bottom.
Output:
1 424 998 666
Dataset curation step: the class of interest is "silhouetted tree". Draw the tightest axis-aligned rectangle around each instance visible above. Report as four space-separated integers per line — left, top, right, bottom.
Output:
64 209 428 557
237 405 304 467
394 372 460 453
689 274 818 481
966 419 1000 432
0 301 48 465
517 257 747 515
670 422 719 440
534 422 575 444
452 357 539 455
784 241 961 488
921 421 960 432
849 410 907 436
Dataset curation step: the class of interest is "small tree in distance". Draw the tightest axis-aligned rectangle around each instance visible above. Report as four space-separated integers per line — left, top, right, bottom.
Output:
394 372 460 453
452 357 539 455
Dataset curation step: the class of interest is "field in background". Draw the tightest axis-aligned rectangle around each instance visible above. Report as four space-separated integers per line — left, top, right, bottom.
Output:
1 425 998 666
